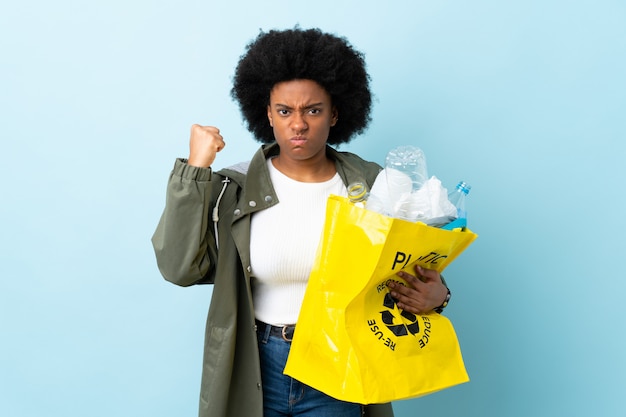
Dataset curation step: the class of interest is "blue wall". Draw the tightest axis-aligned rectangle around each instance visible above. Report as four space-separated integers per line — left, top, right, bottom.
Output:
2 1 624 416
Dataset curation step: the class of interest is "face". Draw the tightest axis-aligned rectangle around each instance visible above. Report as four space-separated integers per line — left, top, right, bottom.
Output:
267 79 338 164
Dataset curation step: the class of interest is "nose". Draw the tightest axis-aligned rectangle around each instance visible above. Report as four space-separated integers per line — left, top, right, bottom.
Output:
291 112 308 133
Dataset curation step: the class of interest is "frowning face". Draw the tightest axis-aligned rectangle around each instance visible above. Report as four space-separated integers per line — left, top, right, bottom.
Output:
267 79 338 165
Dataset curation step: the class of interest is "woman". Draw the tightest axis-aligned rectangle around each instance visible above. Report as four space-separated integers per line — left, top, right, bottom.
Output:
152 27 450 417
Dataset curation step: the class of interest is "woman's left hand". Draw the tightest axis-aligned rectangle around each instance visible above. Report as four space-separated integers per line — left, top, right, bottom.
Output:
387 265 448 315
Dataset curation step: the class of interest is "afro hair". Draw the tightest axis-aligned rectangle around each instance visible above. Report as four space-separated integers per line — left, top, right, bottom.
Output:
231 27 372 145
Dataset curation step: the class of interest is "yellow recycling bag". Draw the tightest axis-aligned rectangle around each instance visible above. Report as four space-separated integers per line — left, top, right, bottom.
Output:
284 195 478 404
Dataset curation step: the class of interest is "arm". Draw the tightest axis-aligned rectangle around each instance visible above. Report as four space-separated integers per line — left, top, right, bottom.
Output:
151 125 226 286
151 160 218 286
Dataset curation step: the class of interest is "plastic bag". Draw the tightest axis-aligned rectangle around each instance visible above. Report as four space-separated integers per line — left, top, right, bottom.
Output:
284 195 478 404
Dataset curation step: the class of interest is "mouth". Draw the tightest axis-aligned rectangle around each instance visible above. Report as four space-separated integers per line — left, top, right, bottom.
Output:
290 136 307 146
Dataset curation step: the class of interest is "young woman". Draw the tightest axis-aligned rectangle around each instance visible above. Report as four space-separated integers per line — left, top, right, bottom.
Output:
152 27 450 417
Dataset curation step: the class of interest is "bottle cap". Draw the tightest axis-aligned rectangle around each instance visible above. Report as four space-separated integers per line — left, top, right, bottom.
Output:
456 181 471 195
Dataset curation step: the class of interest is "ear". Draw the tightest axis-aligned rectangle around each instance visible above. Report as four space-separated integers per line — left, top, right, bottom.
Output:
267 105 273 127
331 107 339 127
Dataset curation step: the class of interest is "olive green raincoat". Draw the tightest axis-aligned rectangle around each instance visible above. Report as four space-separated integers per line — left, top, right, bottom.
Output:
152 143 394 417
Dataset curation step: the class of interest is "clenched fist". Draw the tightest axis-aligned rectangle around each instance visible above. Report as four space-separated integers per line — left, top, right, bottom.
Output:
187 124 226 168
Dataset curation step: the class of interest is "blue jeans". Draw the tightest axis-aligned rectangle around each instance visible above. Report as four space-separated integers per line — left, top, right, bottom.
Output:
257 324 362 417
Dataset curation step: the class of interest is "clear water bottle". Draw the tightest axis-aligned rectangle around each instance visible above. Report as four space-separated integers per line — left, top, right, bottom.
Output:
347 182 369 208
442 181 471 230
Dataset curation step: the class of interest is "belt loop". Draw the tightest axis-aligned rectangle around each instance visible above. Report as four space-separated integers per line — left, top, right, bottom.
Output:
263 322 271 343
257 320 271 344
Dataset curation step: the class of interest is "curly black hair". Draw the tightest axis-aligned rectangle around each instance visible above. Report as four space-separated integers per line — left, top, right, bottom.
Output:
231 27 372 145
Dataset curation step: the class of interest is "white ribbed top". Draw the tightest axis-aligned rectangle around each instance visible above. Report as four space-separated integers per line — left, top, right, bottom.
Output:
250 158 347 325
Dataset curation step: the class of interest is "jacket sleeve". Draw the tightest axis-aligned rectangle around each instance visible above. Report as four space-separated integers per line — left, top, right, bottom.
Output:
151 159 219 287
364 403 394 417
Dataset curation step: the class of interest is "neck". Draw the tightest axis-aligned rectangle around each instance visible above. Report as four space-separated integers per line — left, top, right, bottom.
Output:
271 154 336 183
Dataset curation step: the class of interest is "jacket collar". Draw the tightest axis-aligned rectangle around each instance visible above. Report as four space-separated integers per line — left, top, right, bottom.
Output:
222 142 376 217
234 144 280 216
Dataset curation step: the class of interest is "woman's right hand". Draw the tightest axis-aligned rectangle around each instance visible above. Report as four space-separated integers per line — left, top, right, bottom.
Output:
187 124 226 168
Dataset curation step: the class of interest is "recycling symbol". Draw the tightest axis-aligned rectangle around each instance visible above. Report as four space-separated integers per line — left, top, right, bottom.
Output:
380 292 420 337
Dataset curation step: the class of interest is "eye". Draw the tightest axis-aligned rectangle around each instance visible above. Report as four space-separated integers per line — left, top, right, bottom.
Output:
277 109 290 116
308 108 321 115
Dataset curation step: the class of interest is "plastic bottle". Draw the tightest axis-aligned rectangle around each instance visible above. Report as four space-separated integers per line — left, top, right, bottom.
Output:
442 181 471 230
347 182 369 208
383 146 428 221
384 146 428 193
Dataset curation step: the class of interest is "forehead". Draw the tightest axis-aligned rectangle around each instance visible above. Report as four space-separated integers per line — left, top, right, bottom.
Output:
269 79 331 105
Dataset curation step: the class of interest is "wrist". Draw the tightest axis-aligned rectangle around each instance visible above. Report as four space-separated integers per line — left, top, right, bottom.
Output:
187 156 212 168
434 288 451 314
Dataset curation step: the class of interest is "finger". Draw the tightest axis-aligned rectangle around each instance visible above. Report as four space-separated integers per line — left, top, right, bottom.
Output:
395 270 425 291
191 124 220 133
190 125 225 150
391 288 426 314
387 280 423 311
190 125 222 142
213 132 226 151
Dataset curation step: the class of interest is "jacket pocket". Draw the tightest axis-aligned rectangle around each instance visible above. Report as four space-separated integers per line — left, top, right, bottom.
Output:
199 325 235 405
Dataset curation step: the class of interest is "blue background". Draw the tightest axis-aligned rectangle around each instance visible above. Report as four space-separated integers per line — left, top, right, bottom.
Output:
2 1 624 416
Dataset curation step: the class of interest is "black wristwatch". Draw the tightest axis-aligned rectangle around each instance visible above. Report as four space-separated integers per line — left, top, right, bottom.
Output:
434 288 451 314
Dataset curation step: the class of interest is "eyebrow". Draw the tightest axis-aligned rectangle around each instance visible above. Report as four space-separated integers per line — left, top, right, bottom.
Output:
273 102 325 110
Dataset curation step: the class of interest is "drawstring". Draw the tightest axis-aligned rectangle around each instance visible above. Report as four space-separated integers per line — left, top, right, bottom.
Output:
212 177 231 250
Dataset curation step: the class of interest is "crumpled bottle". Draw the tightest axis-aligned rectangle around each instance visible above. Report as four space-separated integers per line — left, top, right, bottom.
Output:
367 146 429 221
